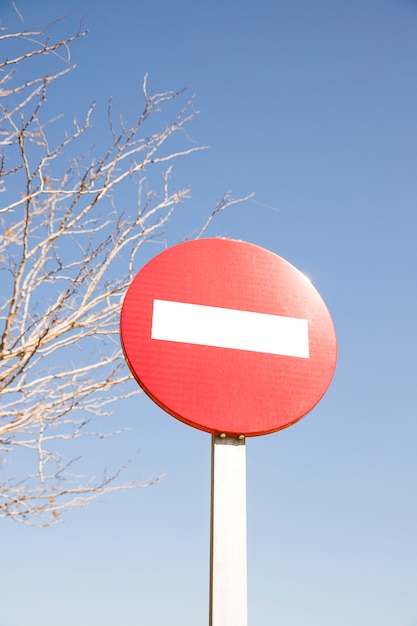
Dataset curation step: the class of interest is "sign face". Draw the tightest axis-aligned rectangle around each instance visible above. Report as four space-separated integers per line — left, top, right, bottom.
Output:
120 239 337 437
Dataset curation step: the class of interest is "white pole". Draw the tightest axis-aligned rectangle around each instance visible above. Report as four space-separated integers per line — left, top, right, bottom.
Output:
209 434 247 626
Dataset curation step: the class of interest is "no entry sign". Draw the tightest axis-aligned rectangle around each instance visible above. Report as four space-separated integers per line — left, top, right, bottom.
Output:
120 238 337 437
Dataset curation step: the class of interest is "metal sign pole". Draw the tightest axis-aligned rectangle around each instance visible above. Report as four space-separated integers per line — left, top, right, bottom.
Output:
209 434 247 626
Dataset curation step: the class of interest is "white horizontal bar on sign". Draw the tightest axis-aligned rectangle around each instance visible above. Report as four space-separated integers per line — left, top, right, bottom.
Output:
151 299 309 358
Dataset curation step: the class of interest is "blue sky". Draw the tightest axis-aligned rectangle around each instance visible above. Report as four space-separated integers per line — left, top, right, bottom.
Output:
2 0 417 624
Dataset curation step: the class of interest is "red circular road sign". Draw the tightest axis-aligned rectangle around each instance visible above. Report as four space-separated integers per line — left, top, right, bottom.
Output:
120 239 337 437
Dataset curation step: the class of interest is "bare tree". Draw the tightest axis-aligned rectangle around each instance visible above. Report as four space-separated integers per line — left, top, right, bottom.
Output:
0 19 251 525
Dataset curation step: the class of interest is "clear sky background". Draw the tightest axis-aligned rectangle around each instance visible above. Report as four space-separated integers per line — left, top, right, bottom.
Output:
1 0 417 624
